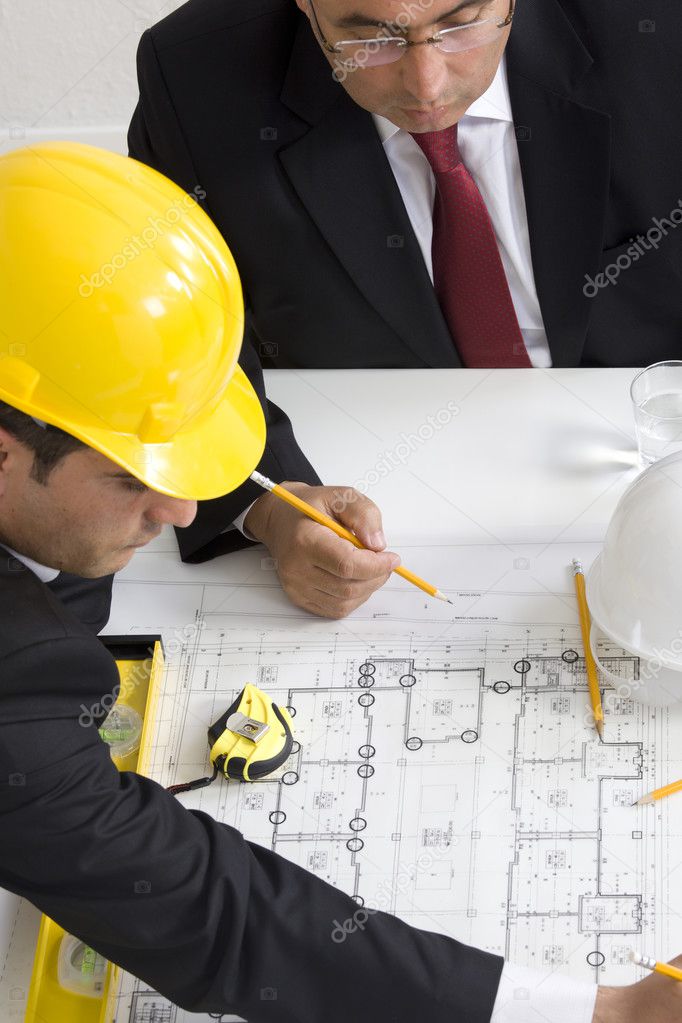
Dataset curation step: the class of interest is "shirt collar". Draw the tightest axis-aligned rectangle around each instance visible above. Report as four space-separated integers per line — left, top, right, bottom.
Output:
3 545 60 583
373 52 512 143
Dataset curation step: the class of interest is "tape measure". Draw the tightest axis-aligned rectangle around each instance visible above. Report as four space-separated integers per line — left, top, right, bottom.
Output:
167 684 294 794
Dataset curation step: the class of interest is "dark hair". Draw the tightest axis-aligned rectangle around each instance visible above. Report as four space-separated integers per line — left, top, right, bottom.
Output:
0 401 86 484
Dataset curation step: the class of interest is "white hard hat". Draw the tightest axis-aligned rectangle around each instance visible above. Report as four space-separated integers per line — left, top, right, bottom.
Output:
586 450 682 705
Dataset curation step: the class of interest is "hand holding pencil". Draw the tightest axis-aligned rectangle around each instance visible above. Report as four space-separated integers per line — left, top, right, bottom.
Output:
243 478 401 619
246 474 451 618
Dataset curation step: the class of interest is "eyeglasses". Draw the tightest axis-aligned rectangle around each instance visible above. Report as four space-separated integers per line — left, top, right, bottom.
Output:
308 0 515 71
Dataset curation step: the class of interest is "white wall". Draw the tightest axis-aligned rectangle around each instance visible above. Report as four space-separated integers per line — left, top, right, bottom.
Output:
0 0 186 155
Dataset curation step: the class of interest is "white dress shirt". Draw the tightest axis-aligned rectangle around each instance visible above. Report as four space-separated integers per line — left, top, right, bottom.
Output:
491 962 597 1023
373 54 552 368
4 545 59 583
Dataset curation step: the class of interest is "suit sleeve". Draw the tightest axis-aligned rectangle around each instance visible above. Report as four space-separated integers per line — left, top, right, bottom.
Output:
128 29 321 562
0 637 503 1020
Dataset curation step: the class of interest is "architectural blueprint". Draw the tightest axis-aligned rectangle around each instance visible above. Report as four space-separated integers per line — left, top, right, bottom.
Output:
3 540 682 1023
104 540 682 1023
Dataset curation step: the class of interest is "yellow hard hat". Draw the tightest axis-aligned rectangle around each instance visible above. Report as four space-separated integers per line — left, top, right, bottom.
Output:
0 142 265 500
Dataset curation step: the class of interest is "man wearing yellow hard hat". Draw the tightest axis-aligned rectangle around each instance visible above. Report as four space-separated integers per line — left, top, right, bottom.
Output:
0 144 678 1023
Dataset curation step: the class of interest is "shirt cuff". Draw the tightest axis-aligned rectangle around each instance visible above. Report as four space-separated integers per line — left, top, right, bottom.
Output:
227 500 259 540
491 963 597 1023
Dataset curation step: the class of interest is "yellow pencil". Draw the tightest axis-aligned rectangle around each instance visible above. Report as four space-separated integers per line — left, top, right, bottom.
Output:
250 471 452 603
630 951 682 982
634 777 682 806
572 559 604 739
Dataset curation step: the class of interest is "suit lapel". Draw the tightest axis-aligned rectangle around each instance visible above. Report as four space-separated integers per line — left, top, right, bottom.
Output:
47 571 114 634
278 18 459 367
506 0 612 367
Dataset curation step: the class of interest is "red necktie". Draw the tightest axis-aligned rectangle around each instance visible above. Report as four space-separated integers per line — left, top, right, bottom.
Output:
411 125 531 368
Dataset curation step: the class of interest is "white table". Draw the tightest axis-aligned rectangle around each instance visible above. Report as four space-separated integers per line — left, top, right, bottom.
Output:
0 368 643 1017
260 368 640 546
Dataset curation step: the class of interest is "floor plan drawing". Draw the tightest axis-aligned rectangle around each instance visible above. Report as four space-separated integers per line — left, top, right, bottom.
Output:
110 605 682 1023
3 540 679 1023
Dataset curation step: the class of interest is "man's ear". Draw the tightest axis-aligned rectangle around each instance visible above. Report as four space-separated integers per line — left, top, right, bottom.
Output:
0 427 26 497
0 426 12 459
294 0 310 18
0 428 12 496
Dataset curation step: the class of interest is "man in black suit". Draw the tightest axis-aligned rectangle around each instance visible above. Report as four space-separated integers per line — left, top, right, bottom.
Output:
1 141 679 1023
129 0 682 617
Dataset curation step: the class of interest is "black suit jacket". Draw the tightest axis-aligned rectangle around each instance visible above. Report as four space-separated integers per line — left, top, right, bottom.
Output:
0 549 502 1019
128 0 682 559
